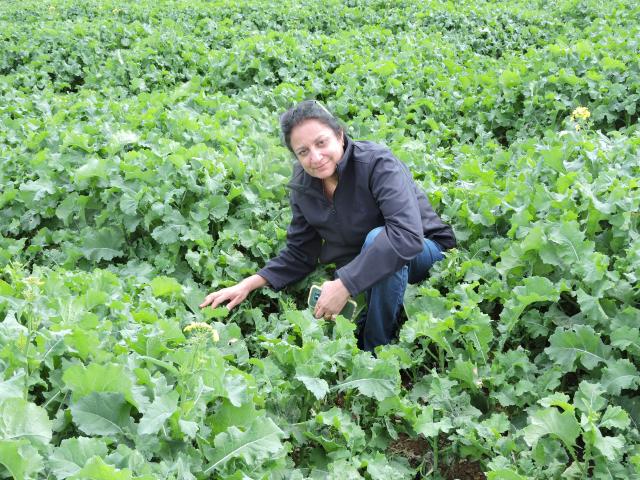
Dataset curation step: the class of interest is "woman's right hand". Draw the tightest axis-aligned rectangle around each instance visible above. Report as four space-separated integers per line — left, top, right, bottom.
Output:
199 274 268 311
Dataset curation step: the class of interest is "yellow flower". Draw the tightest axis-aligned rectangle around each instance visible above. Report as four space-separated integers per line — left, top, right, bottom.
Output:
24 276 44 287
571 106 591 121
183 322 219 341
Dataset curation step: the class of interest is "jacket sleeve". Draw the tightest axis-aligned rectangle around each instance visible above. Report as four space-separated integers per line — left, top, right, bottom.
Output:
336 153 424 295
257 193 321 291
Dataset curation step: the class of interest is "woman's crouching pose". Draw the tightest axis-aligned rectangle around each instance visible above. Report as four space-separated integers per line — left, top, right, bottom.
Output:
201 100 456 352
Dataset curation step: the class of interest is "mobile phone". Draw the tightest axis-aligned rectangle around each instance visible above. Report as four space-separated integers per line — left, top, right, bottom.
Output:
308 284 358 321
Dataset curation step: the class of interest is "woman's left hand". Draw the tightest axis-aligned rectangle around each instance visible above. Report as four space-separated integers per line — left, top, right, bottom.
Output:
314 279 350 320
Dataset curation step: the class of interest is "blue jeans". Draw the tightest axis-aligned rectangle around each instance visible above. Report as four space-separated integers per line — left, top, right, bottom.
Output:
355 226 444 352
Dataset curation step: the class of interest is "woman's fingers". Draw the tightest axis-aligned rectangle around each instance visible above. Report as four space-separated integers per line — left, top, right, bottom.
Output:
200 285 248 311
199 292 218 308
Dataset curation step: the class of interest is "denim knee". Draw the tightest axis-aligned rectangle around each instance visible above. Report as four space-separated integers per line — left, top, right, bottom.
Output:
362 226 384 251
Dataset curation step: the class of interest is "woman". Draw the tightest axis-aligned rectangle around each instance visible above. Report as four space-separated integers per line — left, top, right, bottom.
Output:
200 100 456 351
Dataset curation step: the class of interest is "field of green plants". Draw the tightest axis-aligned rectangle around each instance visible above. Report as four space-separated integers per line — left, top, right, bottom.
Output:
1 0 639 478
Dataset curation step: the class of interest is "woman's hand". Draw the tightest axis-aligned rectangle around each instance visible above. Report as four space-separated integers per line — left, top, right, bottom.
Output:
200 274 267 310
314 279 350 320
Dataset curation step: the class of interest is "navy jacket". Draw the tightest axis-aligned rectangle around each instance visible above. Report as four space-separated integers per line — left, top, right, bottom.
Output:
257 135 456 296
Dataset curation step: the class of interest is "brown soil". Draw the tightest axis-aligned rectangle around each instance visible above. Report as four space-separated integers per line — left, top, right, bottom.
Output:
387 433 432 467
387 433 486 480
442 460 486 480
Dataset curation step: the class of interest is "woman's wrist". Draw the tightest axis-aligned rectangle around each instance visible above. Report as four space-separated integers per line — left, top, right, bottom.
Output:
241 274 268 292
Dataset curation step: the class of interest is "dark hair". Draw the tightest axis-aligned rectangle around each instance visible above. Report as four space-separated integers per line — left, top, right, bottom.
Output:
280 100 344 152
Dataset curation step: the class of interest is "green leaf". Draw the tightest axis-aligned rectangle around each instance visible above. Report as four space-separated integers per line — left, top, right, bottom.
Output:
523 408 580 450
0 373 25 401
545 325 610 370
0 439 42 480
365 452 413 480
540 146 565 173
574 381 606 414
593 431 624 461
0 398 52 447
138 391 178 436
208 400 260 436
295 375 329 400
316 407 366 447
333 353 399 401
73 158 108 182
150 276 183 297
80 227 125 262
63 363 136 405
501 276 560 323
413 405 453 438
450 359 481 390
599 406 630 430
70 392 131 436
539 393 574 412
487 469 529 480
600 359 640 395
49 437 109 479
68 456 133 480
203 417 285 474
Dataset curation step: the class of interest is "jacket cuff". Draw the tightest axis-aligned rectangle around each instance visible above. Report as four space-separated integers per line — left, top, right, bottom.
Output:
256 268 284 292
335 269 359 297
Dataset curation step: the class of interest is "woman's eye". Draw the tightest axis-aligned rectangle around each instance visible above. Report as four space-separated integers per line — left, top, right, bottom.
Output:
317 140 325 146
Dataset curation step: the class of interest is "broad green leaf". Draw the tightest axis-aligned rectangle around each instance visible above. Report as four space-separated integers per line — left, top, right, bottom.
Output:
487 470 529 480
574 381 606 414
203 417 284 474
545 325 610 370
70 392 131 436
599 406 630 430
208 400 260 436
539 393 574 412
150 276 182 297
523 408 580 450
600 359 640 395
0 373 25 401
333 353 399 401
80 227 125 262
365 452 413 480
399 312 454 353
73 158 107 182
68 456 133 480
0 398 52 447
295 375 329 400
450 359 481 390
0 439 42 480
540 146 564 173
49 437 109 479
593 431 624 461
63 363 136 405
501 276 560 322
316 407 366 447
413 405 453 438
138 391 178 436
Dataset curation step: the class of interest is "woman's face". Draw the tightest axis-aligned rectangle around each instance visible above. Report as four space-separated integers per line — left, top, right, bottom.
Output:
289 119 344 179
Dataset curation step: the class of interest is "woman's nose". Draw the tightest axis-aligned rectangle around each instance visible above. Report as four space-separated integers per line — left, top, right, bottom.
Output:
309 148 322 163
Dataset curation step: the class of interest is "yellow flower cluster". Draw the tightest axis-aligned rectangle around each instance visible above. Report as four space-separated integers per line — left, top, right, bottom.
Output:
183 322 220 341
571 106 591 121
24 276 44 287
